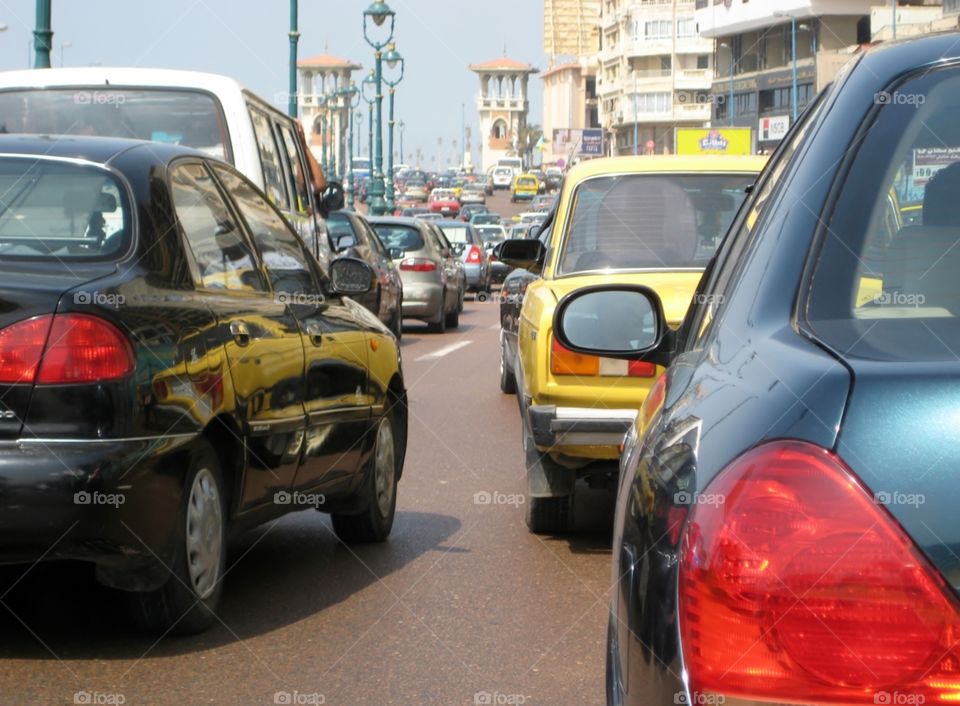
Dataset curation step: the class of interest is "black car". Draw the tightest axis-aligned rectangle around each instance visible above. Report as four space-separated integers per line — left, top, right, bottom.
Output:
550 33 960 706
459 204 489 223
0 135 408 635
327 210 404 338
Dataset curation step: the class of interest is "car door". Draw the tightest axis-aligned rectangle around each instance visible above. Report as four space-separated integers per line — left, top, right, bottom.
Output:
170 160 305 512
211 164 371 496
329 213 380 316
428 223 460 310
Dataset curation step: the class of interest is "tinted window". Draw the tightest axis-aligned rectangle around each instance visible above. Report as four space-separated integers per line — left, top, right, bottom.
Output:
248 105 291 211
171 163 262 291
439 224 473 244
808 67 960 361
213 166 317 296
0 89 231 161
277 122 312 214
557 173 755 274
477 227 506 244
0 158 129 260
373 224 425 251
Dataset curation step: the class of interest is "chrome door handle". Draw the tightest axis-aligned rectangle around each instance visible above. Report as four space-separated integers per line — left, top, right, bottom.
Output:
306 322 324 346
230 321 251 347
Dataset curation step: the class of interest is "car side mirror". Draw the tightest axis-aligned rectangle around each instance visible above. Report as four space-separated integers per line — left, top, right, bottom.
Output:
318 181 345 217
553 285 674 368
388 247 405 260
450 243 466 257
334 233 357 252
499 238 546 274
329 256 374 295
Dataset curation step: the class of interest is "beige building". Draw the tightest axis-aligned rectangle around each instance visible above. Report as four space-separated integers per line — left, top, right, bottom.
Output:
597 0 715 156
297 54 361 175
469 58 538 172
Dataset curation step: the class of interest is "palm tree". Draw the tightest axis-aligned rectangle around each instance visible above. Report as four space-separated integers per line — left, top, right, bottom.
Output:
511 123 543 168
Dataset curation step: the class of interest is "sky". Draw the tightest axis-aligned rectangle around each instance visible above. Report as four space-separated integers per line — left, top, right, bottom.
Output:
0 0 548 169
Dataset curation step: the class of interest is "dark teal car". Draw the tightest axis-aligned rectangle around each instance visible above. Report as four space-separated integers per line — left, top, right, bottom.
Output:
552 32 960 706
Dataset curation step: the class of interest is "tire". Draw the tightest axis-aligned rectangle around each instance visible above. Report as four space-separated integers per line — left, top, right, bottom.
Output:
331 415 398 543
388 307 402 340
499 338 516 394
445 307 460 329
525 495 573 535
428 298 447 333
128 439 226 634
458 285 465 313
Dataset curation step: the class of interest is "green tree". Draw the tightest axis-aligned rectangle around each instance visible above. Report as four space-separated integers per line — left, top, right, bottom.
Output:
511 123 543 167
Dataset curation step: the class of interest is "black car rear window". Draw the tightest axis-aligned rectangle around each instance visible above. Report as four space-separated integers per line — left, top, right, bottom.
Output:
0 158 130 260
372 224 424 251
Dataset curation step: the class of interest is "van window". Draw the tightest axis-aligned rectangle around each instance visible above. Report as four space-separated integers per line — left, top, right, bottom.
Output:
0 88 230 161
248 105 291 212
277 122 312 214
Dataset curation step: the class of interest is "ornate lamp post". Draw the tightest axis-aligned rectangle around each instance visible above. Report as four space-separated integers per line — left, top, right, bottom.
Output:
362 69 376 202
338 82 361 209
362 1 396 216
382 42 405 215
317 94 329 175
398 119 405 166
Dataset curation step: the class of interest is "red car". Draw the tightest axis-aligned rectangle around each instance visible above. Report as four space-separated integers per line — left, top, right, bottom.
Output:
428 188 460 217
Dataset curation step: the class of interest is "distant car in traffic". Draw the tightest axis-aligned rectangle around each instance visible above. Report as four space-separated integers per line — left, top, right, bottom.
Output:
428 188 460 217
437 220 491 295
470 212 501 227
402 179 429 202
510 173 540 203
492 166 514 190
460 182 487 205
459 204 489 222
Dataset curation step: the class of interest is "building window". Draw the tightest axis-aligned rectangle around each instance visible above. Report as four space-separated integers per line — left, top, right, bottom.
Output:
630 92 672 114
946 0 960 14
491 119 507 140
644 20 672 41
677 18 697 39
735 91 757 116
697 55 709 70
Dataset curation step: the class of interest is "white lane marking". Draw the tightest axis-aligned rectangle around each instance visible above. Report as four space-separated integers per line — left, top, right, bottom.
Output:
415 340 473 361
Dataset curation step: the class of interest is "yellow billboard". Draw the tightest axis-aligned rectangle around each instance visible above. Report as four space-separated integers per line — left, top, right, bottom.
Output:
675 128 753 156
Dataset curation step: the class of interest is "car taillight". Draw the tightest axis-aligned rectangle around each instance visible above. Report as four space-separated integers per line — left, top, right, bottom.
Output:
37 314 135 383
399 258 437 272
466 245 483 264
680 440 960 705
0 315 53 383
550 337 656 378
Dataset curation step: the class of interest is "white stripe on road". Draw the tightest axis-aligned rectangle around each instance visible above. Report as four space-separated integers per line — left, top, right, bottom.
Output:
415 340 473 361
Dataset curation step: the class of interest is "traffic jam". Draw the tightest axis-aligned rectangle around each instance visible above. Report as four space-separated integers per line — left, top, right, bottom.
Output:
3 1 960 705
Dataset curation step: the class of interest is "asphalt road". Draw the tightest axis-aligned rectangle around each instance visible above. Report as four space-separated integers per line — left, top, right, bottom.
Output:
0 238 613 705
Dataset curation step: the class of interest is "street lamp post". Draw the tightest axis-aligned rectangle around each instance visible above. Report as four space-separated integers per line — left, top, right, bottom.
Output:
338 83 362 209
362 1 397 217
33 0 53 69
319 95 329 175
288 0 299 117
382 42 405 215
362 69 376 206
719 42 735 126
398 120 405 166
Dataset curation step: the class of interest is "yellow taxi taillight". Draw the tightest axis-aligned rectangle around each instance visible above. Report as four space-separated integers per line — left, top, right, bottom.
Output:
550 337 656 378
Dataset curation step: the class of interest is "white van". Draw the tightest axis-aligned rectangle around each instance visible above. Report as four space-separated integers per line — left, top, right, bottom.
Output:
0 67 342 269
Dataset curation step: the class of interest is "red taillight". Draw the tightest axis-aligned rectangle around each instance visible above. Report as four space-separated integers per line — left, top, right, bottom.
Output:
466 245 482 264
37 314 134 383
0 315 53 384
680 440 960 704
399 258 437 272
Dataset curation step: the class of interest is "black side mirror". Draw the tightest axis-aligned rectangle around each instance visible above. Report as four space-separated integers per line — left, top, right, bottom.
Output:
499 238 546 274
553 285 674 368
318 181 345 217
388 247 405 260
329 256 374 295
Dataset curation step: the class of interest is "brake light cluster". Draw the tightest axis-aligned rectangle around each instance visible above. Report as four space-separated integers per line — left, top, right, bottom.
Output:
399 258 437 272
465 245 483 264
550 337 655 378
680 440 960 705
0 314 134 385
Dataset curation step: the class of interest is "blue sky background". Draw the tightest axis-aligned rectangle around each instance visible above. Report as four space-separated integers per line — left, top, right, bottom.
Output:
0 0 547 168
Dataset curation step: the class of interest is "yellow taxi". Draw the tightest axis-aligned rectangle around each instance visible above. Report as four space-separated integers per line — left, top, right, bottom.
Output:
500 155 767 532
510 173 540 203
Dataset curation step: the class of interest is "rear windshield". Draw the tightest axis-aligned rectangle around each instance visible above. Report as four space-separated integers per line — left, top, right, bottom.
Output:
326 213 355 239
557 173 755 274
478 227 505 243
372 224 424 252
0 88 231 161
0 158 130 260
439 225 472 244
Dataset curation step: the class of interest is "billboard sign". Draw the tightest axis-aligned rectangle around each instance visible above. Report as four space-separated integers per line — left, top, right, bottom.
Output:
759 115 790 142
552 128 604 156
675 127 752 156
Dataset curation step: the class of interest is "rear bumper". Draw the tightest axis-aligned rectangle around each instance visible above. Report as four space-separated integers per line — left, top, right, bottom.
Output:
527 405 637 449
463 264 486 289
0 434 198 590
401 281 444 319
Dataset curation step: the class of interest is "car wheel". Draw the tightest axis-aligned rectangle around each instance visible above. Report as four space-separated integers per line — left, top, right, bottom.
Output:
458 285 465 313
428 295 447 333
388 307 402 340
445 306 460 329
499 338 516 394
331 415 398 543
128 439 226 634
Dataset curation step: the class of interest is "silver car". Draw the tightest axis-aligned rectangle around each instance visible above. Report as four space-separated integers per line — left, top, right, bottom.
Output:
369 217 464 332
459 183 486 205
436 220 491 294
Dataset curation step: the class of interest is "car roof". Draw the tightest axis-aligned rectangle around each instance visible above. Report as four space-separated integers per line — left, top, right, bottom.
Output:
0 66 247 95
0 133 203 165
367 216 425 227
564 155 768 181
